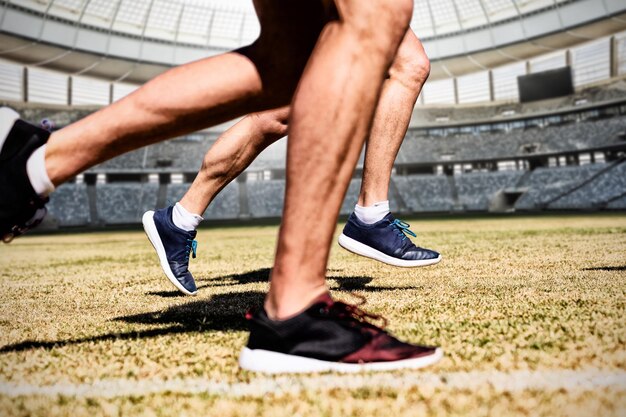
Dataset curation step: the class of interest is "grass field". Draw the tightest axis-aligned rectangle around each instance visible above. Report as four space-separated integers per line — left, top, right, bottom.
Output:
0 213 625 416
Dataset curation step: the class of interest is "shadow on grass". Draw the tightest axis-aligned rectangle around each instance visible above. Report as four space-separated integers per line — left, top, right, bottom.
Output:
582 265 626 271
332 276 373 291
1 270 421 353
330 276 427 293
0 291 265 354
146 268 272 297
147 268 421 298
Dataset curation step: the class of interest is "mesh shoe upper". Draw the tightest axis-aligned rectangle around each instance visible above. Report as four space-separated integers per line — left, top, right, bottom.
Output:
0 119 51 242
152 206 198 293
246 294 437 364
342 213 439 261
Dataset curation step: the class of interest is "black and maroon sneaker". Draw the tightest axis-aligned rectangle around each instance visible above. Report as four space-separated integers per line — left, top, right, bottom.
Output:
0 108 51 243
239 293 443 373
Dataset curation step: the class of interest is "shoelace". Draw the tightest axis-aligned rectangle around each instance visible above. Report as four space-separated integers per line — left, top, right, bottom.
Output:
40 118 55 132
244 295 389 331
387 219 417 241
185 239 197 261
324 294 388 329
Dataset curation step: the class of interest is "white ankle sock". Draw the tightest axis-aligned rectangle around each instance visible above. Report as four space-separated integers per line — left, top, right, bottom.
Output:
26 145 55 197
354 200 390 224
172 202 203 231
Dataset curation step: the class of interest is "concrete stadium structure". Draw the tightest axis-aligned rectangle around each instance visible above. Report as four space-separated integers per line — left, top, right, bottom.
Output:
1 0 626 227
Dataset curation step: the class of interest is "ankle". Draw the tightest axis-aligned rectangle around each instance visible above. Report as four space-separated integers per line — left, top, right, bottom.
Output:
171 202 203 232
43 140 71 187
357 189 388 208
264 285 329 320
354 200 389 224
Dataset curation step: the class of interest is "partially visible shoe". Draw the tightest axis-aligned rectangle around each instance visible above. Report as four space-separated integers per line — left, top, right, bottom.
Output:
338 213 441 267
239 293 442 373
142 206 199 295
0 108 51 243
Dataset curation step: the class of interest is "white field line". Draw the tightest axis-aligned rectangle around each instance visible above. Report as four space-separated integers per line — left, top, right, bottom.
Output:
1 370 625 399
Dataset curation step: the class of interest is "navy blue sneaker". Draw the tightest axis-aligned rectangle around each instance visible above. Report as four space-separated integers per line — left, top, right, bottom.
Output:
0 108 51 243
338 213 441 267
142 206 198 295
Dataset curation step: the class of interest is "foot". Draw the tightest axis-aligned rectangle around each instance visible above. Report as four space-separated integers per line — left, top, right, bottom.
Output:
338 213 441 267
142 206 199 295
0 108 51 243
239 293 442 373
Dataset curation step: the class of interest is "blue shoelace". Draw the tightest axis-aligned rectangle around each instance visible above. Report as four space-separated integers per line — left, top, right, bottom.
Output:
185 239 198 261
388 219 417 241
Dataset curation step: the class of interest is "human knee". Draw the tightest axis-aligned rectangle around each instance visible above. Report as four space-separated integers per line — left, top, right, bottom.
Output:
344 0 413 29
340 0 413 49
248 107 289 143
391 35 431 90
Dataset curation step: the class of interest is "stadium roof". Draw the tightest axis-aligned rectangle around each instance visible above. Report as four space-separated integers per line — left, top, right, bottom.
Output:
1 0 625 82
3 0 621 47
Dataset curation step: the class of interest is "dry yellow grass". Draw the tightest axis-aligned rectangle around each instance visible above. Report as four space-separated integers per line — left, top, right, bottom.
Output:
3 387 626 417
0 213 624 416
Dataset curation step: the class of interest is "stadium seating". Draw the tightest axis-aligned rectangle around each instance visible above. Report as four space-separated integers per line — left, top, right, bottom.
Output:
95 148 149 170
8 79 624 229
167 183 240 219
247 180 285 218
247 141 287 170
548 161 626 209
606 194 626 209
90 114 626 171
411 79 626 125
96 183 158 224
47 183 90 226
455 171 523 211
143 139 213 171
514 164 607 210
5 77 624 172
44 160 626 228
398 115 626 164
394 175 454 212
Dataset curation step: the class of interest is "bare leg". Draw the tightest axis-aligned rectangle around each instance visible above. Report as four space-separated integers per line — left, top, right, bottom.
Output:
45 53 262 186
179 33 428 216
180 107 289 215
141 106 289 296
267 0 414 319
43 0 326 186
358 30 430 206
180 32 429 216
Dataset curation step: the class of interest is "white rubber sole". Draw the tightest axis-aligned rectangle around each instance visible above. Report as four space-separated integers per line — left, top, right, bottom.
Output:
142 211 197 296
239 347 443 374
338 233 442 267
